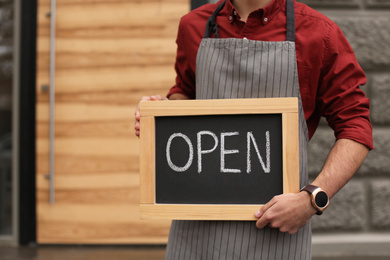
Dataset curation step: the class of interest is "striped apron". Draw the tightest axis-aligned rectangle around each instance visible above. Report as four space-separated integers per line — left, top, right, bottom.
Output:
165 0 311 259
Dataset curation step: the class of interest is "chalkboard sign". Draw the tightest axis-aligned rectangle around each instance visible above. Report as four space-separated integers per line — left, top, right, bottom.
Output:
139 98 299 221
155 114 283 205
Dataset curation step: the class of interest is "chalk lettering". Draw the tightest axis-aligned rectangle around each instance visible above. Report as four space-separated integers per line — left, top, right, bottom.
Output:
197 131 219 173
247 131 271 173
221 132 241 173
166 130 271 174
166 133 194 172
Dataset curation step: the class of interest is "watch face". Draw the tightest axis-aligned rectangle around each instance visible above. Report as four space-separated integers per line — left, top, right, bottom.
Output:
315 191 329 208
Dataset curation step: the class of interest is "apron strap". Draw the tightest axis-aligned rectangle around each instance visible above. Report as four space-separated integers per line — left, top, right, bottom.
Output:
203 0 226 38
286 0 295 42
203 0 296 42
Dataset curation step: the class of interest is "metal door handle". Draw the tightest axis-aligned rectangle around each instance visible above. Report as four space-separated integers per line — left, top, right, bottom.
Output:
49 0 56 204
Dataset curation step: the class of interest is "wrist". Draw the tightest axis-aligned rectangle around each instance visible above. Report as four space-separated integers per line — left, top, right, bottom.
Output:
299 190 317 215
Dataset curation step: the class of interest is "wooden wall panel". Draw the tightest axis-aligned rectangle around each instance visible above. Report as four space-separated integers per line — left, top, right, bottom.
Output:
36 0 189 244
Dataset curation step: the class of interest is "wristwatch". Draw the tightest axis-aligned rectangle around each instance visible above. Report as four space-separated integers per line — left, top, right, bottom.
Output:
301 184 329 215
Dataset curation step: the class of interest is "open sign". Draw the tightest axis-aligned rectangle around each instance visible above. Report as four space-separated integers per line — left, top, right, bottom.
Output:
139 98 299 220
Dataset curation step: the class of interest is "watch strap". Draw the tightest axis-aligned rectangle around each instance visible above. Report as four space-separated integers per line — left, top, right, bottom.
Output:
301 184 319 194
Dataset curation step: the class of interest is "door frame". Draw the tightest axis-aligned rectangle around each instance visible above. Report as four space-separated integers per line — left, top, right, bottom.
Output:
17 0 37 245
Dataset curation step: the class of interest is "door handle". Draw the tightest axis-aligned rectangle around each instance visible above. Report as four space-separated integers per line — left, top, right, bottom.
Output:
48 0 56 204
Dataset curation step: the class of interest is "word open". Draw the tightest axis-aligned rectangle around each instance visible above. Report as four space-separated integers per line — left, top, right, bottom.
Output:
165 131 271 174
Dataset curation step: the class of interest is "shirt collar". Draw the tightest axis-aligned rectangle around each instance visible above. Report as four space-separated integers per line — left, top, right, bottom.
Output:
223 0 285 25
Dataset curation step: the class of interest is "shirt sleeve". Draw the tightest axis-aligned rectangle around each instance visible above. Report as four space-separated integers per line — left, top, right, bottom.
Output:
317 23 374 149
167 18 196 99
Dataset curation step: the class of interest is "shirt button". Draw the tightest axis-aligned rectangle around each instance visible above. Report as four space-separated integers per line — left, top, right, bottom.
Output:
233 10 237 16
264 17 268 22
229 15 233 21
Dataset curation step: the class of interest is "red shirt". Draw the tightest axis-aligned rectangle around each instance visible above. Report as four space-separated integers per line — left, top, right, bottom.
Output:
167 0 373 149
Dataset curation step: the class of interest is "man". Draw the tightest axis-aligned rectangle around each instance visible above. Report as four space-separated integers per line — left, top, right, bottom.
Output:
135 0 373 258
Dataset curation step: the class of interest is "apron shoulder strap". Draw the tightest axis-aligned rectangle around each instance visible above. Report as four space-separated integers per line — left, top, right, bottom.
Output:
286 0 295 42
204 0 226 38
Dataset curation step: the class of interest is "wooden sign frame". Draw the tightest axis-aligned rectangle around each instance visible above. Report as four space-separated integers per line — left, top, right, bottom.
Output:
139 98 299 221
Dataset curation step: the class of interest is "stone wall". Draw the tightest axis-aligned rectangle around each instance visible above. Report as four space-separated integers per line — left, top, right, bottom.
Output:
0 0 13 237
306 4 390 259
0 0 13 135
300 0 390 257
0 0 13 106
305 0 390 236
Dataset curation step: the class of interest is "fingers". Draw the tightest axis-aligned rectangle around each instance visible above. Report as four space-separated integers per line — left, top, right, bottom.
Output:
134 95 168 137
134 98 146 138
134 120 140 137
255 197 278 229
150 95 167 101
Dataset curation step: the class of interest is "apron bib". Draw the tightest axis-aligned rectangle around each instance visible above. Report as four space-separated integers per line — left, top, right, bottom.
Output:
165 0 311 259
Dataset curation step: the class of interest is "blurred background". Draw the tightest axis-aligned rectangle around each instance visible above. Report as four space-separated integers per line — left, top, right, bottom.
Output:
0 0 389 259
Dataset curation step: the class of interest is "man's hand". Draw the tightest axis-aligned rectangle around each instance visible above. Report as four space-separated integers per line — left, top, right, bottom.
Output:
254 139 369 234
134 95 167 137
255 192 317 234
134 93 189 137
